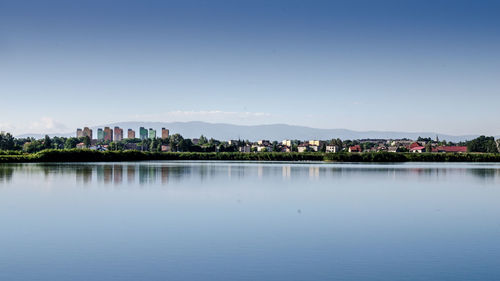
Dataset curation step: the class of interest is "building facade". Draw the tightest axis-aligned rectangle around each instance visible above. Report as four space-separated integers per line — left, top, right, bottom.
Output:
97 128 104 140
114 127 123 142
104 127 113 142
76 128 83 138
139 127 148 140
127 129 135 139
161 128 169 139
148 128 156 139
326 145 339 153
82 127 93 139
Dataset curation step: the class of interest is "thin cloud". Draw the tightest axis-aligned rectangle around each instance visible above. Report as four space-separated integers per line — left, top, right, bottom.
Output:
132 110 274 124
28 117 68 133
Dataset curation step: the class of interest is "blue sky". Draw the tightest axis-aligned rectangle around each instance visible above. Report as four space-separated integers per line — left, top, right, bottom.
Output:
1 0 499 135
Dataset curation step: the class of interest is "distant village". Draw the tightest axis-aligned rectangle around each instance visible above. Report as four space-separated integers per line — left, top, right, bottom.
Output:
1 126 499 153
71 126 495 154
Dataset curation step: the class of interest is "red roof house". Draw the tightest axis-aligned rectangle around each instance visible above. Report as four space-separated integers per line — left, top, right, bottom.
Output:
436 146 467 153
409 142 422 149
349 145 362 153
409 146 426 153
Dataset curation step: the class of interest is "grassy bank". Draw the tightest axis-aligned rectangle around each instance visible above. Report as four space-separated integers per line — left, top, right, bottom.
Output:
1 149 500 163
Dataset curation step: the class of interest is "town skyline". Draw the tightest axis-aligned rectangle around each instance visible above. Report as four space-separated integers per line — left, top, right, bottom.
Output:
5 124 498 154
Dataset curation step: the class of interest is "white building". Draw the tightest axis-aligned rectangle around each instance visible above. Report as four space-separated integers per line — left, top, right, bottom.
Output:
326 145 339 153
239 145 251 153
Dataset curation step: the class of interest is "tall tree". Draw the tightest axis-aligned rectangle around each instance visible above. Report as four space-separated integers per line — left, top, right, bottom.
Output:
43 135 52 150
83 136 91 147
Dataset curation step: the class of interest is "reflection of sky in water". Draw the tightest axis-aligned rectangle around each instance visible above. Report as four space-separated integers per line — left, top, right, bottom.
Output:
1 162 500 281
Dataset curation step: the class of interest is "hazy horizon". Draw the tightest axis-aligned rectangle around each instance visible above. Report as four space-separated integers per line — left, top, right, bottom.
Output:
12 120 498 143
7 118 500 137
1 0 499 136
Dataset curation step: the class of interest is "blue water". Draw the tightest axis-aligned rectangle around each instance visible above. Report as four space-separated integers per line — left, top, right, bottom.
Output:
1 161 500 281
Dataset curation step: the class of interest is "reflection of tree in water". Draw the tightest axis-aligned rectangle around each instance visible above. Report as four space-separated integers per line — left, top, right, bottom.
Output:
468 168 500 181
0 164 14 183
159 166 191 183
4 163 499 187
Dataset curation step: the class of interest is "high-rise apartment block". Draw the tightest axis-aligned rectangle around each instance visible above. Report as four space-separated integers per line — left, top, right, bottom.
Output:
83 127 93 139
161 128 169 139
104 127 113 142
139 127 148 140
114 127 123 142
148 128 156 139
76 128 83 138
128 129 135 139
97 128 104 140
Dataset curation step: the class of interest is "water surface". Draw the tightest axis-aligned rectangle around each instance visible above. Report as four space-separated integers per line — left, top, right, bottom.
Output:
1 161 500 281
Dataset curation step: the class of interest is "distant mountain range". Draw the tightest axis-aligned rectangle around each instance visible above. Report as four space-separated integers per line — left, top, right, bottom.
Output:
15 121 492 142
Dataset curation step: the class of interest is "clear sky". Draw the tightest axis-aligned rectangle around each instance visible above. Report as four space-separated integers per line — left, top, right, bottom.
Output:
1 0 499 136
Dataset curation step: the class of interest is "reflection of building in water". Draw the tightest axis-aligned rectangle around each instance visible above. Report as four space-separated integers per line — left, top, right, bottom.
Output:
76 166 93 184
236 165 245 179
139 165 159 185
113 165 123 184
96 165 104 182
127 166 136 184
257 166 263 179
309 166 319 179
161 166 169 184
103 165 113 184
282 165 291 179
139 166 148 184
226 165 246 180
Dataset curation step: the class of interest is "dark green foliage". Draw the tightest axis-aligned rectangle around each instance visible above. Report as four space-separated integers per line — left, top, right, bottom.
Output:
425 143 432 152
198 135 208 145
417 136 432 142
324 152 408 162
0 133 15 150
64 137 80 149
398 147 409 152
0 150 23 155
83 136 91 147
43 135 52 149
467 136 498 153
1 150 500 163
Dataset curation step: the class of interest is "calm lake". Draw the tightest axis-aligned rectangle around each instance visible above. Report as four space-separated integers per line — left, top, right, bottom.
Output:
1 161 500 281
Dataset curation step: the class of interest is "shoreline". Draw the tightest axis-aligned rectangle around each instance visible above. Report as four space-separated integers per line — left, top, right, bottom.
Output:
1 149 500 163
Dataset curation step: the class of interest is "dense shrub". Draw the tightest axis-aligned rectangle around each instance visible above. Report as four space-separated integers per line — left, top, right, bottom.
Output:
1 149 500 163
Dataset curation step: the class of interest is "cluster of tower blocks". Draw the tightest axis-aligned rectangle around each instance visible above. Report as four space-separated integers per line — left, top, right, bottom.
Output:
76 127 170 141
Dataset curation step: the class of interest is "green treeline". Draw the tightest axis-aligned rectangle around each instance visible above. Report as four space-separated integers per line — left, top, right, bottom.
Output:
2 132 500 153
1 149 500 163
